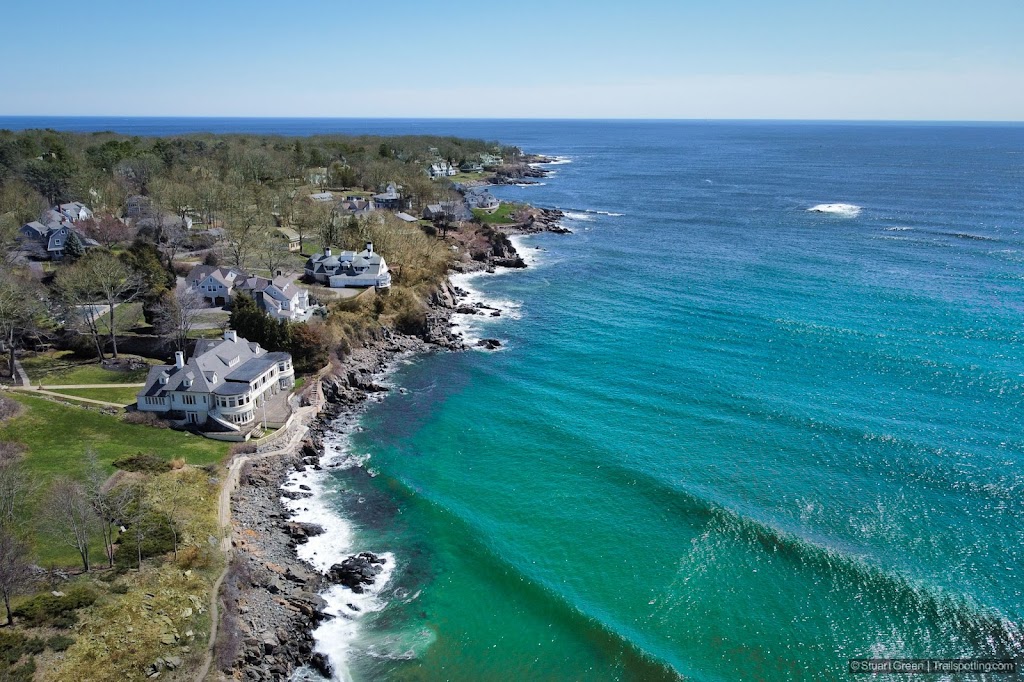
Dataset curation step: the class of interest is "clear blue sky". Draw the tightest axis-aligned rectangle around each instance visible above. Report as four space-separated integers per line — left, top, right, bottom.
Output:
3 0 1021 119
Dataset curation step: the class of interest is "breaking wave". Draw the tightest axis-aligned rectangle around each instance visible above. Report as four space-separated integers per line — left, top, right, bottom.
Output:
807 203 862 217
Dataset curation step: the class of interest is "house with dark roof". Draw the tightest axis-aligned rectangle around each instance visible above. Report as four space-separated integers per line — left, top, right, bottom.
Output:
136 330 294 434
304 243 392 289
371 183 408 210
336 196 374 217
19 208 99 260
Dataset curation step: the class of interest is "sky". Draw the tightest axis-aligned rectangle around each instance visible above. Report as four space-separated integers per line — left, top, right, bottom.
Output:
2 0 1022 120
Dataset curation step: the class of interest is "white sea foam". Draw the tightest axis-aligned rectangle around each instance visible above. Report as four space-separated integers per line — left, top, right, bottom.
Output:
279 360 411 679
807 203 862 217
884 226 914 231
529 155 572 166
512 182 546 187
561 211 595 222
448 270 523 349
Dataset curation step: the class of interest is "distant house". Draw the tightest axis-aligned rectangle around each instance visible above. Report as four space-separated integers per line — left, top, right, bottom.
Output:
234 274 312 322
59 202 93 222
336 197 374 217
304 243 392 289
423 201 470 222
371 183 408 210
125 195 153 219
187 265 245 306
276 227 301 252
135 213 193 231
466 190 499 211
136 329 294 433
459 161 483 173
19 207 98 260
309 192 334 203
428 161 457 178
480 153 503 167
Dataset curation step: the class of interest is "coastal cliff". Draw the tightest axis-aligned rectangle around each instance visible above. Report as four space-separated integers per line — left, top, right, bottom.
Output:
214 203 570 680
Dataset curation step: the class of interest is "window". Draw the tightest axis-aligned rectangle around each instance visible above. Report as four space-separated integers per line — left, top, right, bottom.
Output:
181 394 197 405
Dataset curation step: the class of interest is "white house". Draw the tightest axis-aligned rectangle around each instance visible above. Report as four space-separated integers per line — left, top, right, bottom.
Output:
187 265 244 306
428 161 457 178
59 202 93 222
136 330 294 433
235 274 313 322
304 242 392 289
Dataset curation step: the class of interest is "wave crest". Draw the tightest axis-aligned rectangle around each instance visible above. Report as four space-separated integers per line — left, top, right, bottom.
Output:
808 203 862 217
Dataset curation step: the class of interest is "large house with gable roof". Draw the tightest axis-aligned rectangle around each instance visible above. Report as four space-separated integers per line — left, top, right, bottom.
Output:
136 330 294 433
304 242 392 289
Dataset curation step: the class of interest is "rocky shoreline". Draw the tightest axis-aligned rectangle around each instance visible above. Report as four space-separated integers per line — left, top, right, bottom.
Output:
216 204 570 680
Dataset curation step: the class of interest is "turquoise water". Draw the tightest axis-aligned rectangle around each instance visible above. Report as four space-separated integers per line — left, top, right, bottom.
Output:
319 123 1024 681
13 118 1019 680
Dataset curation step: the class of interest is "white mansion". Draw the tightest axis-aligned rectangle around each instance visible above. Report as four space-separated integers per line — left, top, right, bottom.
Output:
136 330 294 433
304 242 392 289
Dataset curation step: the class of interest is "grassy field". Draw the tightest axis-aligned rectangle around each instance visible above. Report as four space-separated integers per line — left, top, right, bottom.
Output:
473 203 518 224
49 387 140 405
95 301 147 335
447 171 489 184
1 394 229 565
21 351 158 385
0 394 228 478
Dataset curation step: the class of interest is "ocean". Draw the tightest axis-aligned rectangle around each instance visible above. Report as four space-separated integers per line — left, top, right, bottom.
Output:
7 118 1023 680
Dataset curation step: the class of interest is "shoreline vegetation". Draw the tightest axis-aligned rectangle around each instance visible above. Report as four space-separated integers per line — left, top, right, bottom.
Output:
0 126 569 680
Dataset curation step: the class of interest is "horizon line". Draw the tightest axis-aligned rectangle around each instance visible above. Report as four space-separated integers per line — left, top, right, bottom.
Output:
1 115 1023 125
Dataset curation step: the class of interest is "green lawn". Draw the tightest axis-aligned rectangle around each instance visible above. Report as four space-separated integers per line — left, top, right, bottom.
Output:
447 171 488 184
21 351 158 385
0 394 228 477
473 203 518 224
95 301 147 335
0 394 229 565
49 387 140 405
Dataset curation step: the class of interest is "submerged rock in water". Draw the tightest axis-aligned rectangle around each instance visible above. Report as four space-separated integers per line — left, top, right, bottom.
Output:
477 338 502 350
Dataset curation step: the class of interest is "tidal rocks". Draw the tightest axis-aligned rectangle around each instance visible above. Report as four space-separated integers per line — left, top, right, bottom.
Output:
477 338 502 350
327 552 387 593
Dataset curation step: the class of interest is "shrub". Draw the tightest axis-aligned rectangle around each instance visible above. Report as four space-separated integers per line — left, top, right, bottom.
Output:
0 396 24 423
12 585 99 628
46 635 75 652
112 452 172 473
121 411 170 428
109 583 129 594
0 442 26 463
228 442 257 457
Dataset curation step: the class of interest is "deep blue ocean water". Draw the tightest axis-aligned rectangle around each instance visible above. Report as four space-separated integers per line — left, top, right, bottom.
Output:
8 118 1022 680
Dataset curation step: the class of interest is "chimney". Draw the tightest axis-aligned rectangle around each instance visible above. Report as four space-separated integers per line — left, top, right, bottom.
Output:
324 247 332 258
365 241 373 254
174 351 185 369
224 329 237 342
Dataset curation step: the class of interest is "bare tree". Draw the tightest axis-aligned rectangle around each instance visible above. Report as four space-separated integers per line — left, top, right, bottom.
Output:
82 450 131 569
259 238 289 276
0 460 32 530
77 252 143 358
154 285 204 354
0 527 32 625
54 265 106 361
45 478 95 572
79 213 133 250
125 482 153 571
0 270 46 380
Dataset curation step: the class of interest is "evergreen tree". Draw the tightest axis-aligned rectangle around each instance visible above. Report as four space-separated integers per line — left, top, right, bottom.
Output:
63 230 84 260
